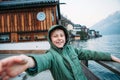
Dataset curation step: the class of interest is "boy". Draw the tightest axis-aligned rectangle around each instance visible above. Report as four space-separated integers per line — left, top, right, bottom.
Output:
0 25 120 80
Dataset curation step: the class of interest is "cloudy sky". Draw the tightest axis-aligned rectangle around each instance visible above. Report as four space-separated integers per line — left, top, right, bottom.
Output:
60 0 120 27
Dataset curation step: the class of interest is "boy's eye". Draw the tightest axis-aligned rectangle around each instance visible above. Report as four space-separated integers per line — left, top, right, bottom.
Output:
53 35 57 37
53 34 64 37
60 35 63 37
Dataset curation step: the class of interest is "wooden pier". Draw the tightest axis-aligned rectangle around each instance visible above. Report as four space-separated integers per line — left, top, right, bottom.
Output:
0 51 120 80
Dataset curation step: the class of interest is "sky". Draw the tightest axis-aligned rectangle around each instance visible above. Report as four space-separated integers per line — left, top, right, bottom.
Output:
60 0 120 27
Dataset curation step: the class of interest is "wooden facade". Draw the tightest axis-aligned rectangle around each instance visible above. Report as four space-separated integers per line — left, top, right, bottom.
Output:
0 0 60 43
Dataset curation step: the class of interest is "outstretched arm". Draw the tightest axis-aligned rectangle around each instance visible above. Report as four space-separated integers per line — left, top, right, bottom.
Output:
111 55 120 63
0 54 35 80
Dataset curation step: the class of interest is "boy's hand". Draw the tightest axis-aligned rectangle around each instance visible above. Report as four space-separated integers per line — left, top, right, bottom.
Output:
0 55 34 80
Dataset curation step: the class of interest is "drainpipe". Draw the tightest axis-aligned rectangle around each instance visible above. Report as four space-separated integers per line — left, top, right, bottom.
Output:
57 0 61 25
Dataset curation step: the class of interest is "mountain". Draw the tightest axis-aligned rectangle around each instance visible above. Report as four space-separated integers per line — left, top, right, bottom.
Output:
90 11 120 35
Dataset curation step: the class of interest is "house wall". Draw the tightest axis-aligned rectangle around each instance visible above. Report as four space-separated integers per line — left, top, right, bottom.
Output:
0 6 57 43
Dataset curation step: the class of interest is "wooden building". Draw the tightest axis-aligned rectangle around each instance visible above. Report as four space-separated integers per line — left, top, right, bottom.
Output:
0 0 61 43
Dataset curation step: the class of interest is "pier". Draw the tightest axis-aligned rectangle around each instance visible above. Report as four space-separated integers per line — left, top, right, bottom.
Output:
0 51 120 80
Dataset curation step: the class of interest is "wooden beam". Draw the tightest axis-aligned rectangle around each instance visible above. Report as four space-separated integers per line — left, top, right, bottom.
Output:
96 61 120 75
81 62 100 80
0 50 46 54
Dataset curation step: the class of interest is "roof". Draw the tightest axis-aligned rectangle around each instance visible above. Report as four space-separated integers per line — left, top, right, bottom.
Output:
0 0 59 10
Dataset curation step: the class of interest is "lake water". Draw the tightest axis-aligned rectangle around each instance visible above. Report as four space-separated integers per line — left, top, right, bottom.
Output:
71 34 120 80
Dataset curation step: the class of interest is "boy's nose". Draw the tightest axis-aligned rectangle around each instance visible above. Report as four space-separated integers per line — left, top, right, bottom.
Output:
58 36 62 40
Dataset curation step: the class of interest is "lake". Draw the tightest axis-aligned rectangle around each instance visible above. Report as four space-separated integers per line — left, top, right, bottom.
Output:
71 34 120 80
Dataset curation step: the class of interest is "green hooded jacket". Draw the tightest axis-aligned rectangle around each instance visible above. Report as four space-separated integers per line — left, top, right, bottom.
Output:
26 25 112 80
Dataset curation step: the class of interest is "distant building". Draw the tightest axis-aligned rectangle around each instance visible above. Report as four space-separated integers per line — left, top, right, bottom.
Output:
88 30 102 38
70 24 89 40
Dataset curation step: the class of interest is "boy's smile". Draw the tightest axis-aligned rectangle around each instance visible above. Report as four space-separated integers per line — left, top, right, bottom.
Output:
51 29 66 48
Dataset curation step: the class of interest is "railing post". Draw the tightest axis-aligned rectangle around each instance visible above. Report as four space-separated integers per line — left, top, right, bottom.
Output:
81 60 88 67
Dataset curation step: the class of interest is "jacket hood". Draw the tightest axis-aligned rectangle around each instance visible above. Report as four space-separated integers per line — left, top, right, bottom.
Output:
48 25 69 50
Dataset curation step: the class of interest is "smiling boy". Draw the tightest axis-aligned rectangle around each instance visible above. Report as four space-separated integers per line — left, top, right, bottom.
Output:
50 28 66 48
0 25 120 80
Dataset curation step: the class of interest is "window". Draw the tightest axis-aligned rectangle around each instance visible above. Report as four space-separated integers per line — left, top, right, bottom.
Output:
0 34 10 43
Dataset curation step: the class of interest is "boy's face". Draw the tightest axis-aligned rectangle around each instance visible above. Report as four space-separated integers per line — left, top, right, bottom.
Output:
51 29 66 48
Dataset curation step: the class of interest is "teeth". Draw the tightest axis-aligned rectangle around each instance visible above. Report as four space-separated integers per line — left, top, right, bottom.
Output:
56 42 62 44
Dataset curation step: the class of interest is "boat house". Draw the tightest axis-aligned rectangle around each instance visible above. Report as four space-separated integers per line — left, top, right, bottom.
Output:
0 0 61 43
